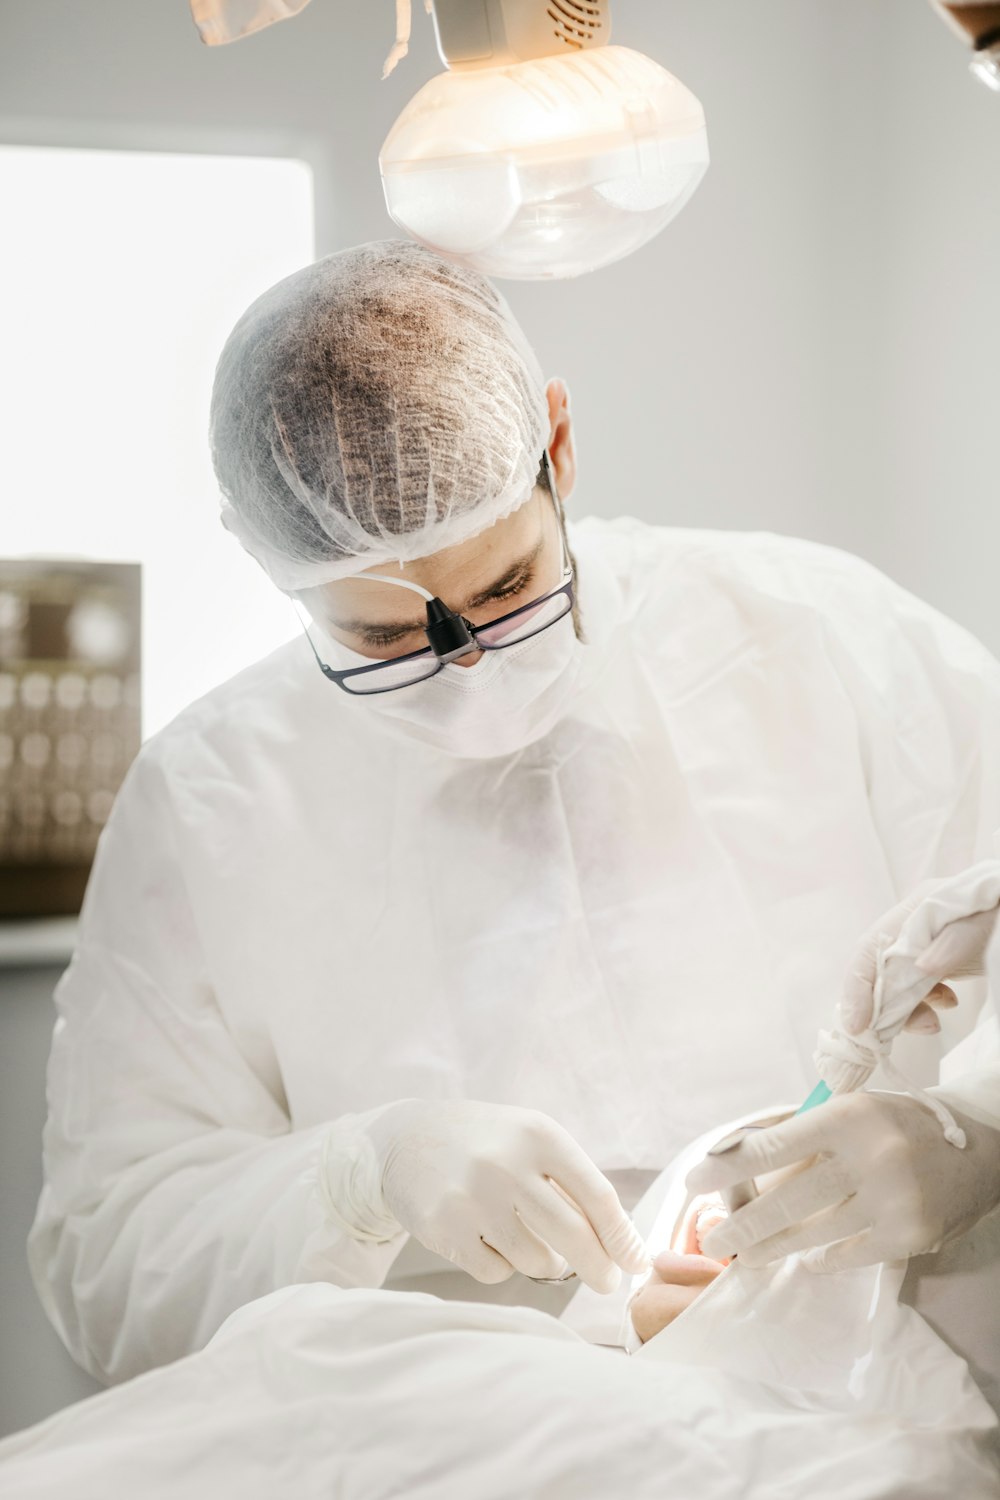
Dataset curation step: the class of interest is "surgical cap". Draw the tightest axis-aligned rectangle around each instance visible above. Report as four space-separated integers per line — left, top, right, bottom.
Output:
210 240 550 592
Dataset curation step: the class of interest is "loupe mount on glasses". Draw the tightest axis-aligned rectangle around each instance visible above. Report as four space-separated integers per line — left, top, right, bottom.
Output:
424 597 478 661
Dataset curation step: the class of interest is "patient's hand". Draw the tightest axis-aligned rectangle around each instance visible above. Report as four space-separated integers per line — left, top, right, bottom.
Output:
629 1195 730 1344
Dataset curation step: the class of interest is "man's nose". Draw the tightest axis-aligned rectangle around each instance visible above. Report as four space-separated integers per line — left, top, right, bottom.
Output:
452 648 484 668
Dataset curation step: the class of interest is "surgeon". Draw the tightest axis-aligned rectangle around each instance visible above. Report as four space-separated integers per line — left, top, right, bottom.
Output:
29 241 1000 1384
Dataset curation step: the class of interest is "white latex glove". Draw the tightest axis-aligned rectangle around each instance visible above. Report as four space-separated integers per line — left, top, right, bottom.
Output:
842 862 1000 1037
686 1090 1000 1272
321 1099 650 1293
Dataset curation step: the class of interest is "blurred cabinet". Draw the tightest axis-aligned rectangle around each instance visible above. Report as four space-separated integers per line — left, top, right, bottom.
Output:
0 562 140 917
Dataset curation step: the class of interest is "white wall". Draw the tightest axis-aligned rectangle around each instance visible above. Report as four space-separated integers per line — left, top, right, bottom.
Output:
874 7 1000 653
0 0 997 650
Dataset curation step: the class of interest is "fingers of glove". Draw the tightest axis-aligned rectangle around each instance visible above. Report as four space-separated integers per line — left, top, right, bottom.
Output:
477 1214 569 1283
902 999 939 1034
517 1183 623 1294
449 1236 515 1285
841 946 879 1035
540 1129 648 1274
841 890 933 1033
801 1230 881 1274
839 900 917 1032
903 985 958 1033
687 1112 832 1196
731 1199 871 1269
916 907 998 981
700 1159 854 1262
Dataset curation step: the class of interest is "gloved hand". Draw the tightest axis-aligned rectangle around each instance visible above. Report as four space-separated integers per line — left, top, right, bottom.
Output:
686 1089 1000 1272
842 862 1000 1037
321 1098 650 1293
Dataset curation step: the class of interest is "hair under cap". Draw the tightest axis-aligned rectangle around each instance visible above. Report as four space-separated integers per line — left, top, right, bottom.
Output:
210 239 550 592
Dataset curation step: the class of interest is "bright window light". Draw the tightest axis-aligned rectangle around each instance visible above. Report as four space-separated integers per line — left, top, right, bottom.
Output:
0 145 315 738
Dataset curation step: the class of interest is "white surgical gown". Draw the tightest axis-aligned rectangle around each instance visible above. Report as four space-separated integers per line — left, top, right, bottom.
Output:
29 520 1000 1381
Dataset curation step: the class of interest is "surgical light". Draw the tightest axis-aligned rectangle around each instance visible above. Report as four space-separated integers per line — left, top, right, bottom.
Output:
970 40 1000 89
378 0 709 279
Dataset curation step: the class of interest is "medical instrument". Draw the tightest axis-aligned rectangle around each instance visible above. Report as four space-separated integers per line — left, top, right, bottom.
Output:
704 1128 764 1219
703 1081 833 1222
703 1104 813 1222
797 1079 832 1113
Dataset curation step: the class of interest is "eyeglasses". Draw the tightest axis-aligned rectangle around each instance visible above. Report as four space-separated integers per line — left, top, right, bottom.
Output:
299 453 575 697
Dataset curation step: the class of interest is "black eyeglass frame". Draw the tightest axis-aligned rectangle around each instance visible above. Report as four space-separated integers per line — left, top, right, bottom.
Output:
302 454 575 697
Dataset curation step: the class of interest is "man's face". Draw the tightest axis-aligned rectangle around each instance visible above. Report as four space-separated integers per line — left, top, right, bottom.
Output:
300 484 564 667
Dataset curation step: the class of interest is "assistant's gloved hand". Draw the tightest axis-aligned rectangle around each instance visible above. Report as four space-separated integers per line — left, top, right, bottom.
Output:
686 1090 1000 1272
842 862 1000 1037
320 1099 650 1293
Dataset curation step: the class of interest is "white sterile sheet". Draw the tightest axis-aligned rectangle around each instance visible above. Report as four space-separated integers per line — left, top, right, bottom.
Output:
3 1203 998 1500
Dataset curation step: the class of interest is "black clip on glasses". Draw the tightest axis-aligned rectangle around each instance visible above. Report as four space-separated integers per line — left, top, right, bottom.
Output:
423 597 479 663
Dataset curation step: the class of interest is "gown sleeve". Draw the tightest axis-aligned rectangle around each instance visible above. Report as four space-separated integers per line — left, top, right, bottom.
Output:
28 745 406 1384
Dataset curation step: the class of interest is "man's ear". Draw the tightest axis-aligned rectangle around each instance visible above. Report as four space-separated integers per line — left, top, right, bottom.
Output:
545 377 576 503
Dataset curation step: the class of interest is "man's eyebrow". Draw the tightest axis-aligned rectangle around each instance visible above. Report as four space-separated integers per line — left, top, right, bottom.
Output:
463 539 544 610
328 539 546 639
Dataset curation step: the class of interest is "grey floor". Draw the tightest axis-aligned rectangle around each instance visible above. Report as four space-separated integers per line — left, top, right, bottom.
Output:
0 962 102 1439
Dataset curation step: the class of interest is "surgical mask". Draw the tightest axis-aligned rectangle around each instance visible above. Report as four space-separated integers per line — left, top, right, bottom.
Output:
315 612 585 760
